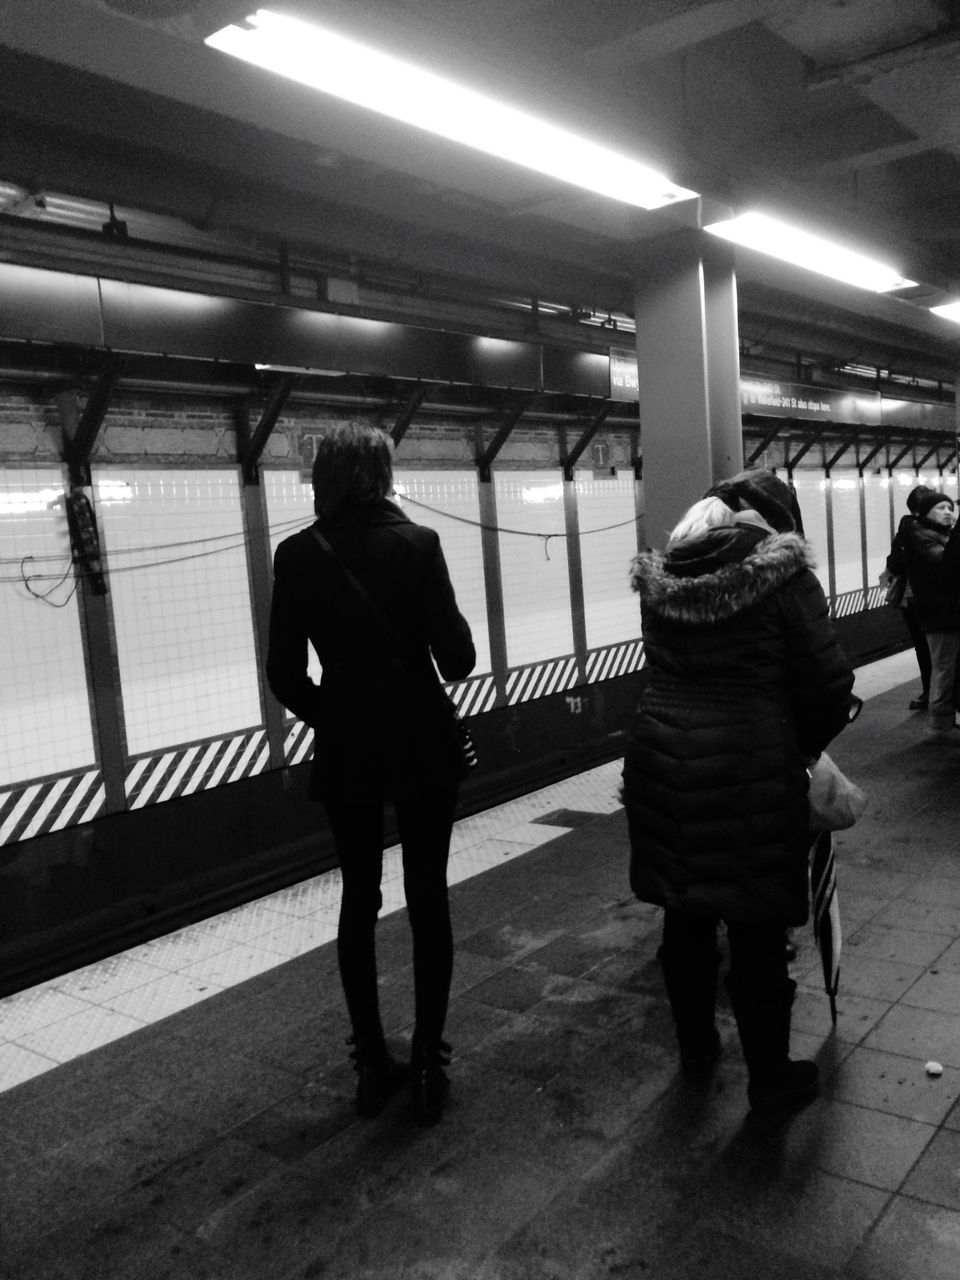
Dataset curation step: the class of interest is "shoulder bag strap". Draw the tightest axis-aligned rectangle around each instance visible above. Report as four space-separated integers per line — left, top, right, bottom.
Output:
309 525 407 654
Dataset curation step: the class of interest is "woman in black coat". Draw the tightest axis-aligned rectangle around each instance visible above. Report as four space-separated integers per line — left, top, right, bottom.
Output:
898 489 960 739
883 485 935 710
622 468 855 1113
267 423 476 1124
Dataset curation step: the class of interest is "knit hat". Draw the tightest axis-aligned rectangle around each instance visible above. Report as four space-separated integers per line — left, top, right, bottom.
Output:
705 468 801 534
914 490 954 521
906 485 937 515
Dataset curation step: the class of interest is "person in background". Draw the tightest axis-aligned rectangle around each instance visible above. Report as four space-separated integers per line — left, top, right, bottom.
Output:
898 489 960 740
267 423 476 1125
883 485 935 710
622 468 856 1113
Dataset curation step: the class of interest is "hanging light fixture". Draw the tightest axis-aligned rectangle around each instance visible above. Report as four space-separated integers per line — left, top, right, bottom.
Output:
704 211 916 293
205 9 699 211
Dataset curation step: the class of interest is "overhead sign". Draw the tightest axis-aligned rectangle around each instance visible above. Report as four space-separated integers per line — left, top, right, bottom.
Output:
609 348 639 401
607 358 884 426
741 378 881 425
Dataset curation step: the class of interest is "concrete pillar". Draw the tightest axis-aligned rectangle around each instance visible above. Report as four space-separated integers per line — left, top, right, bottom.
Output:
634 229 743 549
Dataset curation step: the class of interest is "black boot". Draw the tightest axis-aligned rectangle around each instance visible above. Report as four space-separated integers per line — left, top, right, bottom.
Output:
411 1037 451 1126
347 1035 408 1117
658 944 722 1080
726 975 818 1113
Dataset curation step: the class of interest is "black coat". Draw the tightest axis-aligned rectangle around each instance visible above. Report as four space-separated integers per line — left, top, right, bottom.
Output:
622 527 855 926
899 516 960 633
267 499 476 802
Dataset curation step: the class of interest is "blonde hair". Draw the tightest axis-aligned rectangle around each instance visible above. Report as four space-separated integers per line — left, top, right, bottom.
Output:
667 496 736 546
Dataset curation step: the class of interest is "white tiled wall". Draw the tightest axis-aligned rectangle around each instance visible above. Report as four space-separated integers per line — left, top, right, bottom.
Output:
495 471 574 666
863 473 893 588
262 469 321 686
792 469 830 593
831 474 863 594
394 470 492 675
0 468 96 786
263 468 314 557
95 468 262 754
575 470 639 649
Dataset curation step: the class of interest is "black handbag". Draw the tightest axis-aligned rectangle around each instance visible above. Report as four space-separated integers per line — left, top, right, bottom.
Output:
310 527 478 774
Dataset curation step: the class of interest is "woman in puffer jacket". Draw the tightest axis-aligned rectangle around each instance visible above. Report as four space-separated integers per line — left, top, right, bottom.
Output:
622 468 856 1113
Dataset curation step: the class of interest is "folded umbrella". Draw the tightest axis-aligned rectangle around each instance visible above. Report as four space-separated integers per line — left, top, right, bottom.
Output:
810 829 841 1026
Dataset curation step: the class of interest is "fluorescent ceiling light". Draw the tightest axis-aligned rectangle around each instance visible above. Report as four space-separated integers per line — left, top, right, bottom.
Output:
704 212 916 293
206 9 698 210
930 301 960 323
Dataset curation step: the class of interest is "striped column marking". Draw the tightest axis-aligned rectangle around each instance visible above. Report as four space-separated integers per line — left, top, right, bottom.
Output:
446 674 497 716
831 589 871 620
126 729 269 809
585 640 646 684
504 656 579 706
181 740 226 798
0 770 105 847
284 720 314 766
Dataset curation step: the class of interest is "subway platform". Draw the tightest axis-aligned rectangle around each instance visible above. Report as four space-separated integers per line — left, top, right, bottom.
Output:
4 653 960 1279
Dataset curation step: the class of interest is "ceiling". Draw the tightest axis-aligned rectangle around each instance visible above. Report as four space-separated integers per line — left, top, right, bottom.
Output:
3 0 960 384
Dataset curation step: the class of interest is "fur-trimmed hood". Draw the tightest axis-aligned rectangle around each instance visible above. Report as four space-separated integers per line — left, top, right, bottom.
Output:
630 531 814 625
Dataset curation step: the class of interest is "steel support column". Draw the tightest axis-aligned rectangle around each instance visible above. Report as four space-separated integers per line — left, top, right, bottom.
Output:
561 401 611 481
391 383 433 447
236 401 287 769
476 394 534 482
560 430 588 683
745 421 784 465
858 469 870 601
240 374 298 484
824 477 837 605
634 230 743 548
54 394 128 816
474 425 508 704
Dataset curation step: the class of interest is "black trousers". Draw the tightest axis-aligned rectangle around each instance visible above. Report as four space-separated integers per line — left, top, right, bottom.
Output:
324 786 459 1050
661 908 789 992
902 603 932 693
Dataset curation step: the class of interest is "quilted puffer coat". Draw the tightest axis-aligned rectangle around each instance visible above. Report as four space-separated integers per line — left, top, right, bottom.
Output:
622 526 855 926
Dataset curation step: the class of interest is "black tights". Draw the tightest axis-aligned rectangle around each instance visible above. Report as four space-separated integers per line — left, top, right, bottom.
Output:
324 787 458 1050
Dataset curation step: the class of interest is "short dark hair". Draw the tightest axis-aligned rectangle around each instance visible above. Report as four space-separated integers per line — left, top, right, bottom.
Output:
311 422 394 517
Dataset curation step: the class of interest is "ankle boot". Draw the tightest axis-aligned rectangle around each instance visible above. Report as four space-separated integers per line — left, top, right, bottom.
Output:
747 1060 819 1114
726 975 818 1113
347 1035 408 1117
658 944 722 1080
411 1037 451 1126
